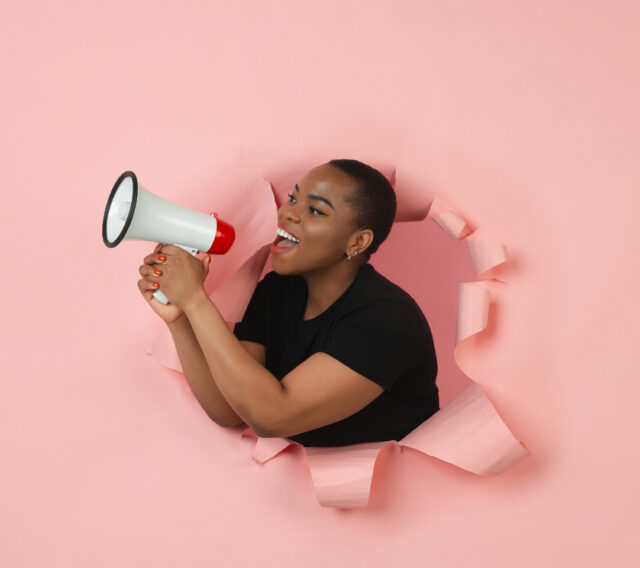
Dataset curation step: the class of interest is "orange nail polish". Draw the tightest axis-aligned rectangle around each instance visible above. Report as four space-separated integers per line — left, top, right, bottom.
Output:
157 255 166 261
152 282 159 288
153 269 161 275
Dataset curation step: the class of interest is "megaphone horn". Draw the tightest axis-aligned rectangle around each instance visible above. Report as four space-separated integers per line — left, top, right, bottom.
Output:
103 171 235 304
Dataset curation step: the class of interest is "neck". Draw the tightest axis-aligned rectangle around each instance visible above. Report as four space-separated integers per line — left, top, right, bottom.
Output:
302 259 366 320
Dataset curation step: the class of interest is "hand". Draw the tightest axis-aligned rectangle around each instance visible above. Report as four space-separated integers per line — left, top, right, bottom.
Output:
138 243 211 323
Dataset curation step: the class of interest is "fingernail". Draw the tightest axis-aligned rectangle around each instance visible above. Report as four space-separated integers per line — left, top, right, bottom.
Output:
157 255 166 262
153 269 161 275
152 282 159 288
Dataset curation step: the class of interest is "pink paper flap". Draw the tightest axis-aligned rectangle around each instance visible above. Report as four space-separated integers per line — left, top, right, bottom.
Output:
466 240 508 276
304 442 389 508
401 384 529 475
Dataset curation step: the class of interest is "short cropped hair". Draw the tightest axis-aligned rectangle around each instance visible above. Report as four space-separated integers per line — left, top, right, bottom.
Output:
329 159 397 260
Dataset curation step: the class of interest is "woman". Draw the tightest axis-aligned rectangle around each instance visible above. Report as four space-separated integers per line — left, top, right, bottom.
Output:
137 159 439 447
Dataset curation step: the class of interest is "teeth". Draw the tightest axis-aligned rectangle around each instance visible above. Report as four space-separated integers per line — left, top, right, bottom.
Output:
276 227 300 243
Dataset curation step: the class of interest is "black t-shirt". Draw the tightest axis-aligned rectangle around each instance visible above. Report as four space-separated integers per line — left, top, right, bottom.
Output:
233 262 439 447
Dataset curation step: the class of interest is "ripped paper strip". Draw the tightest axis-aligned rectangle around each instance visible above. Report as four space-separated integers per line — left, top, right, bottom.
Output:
427 197 473 240
148 174 529 508
466 240 508 277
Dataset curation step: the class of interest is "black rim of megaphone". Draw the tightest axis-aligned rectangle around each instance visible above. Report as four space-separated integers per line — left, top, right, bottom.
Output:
102 171 138 248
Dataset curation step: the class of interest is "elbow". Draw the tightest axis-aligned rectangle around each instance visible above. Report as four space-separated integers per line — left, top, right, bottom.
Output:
248 415 284 438
206 411 245 429
248 420 277 438
244 389 289 438
202 405 275 435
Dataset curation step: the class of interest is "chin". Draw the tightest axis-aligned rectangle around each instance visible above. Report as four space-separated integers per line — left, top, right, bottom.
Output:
271 254 321 277
270 256 298 276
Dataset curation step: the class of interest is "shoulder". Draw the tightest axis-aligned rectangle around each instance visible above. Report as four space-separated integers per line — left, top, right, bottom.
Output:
328 276 429 349
350 264 427 327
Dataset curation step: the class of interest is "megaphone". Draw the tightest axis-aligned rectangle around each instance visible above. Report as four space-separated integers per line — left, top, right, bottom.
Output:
103 170 235 304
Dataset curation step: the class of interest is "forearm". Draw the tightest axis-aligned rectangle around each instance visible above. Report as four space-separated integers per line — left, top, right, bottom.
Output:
167 313 244 427
182 290 286 435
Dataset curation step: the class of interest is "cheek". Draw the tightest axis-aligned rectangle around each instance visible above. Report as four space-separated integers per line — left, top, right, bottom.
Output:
304 222 348 252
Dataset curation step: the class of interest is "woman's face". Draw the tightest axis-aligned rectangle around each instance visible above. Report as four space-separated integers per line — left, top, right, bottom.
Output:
270 163 364 276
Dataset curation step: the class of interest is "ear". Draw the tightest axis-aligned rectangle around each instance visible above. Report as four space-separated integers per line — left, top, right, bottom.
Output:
349 228 374 256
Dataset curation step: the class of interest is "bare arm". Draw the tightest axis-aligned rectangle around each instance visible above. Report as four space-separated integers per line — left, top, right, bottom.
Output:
144 245 382 439
140 244 266 429
168 314 264 428
182 290 383 438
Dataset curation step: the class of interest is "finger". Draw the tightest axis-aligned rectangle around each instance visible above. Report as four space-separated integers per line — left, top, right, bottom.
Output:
137 279 155 296
143 253 167 266
158 244 181 255
139 265 163 278
144 270 162 283
143 244 165 264
138 277 157 289
143 252 160 265
138 265 162 284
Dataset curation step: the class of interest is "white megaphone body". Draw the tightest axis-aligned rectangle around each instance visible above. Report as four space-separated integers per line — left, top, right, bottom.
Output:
103 171 235 304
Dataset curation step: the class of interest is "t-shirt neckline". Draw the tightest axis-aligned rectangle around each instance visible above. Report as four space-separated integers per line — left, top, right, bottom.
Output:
298 263 372 324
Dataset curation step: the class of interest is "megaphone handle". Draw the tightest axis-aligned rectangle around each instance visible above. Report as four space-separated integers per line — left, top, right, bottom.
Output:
151 244 200 305
152 289 170 304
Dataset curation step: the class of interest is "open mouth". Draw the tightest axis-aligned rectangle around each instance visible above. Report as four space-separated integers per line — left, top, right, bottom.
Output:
274 227 300 249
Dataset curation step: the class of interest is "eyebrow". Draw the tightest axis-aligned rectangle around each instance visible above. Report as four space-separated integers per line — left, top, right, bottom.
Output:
295 184 335 210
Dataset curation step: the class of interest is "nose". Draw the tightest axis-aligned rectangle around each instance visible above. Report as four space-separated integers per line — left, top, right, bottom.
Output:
279 200 301 223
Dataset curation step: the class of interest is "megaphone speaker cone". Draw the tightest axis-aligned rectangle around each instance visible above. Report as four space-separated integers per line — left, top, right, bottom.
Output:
103 171 138 248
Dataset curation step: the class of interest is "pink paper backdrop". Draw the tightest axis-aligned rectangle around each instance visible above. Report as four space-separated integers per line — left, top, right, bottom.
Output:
1 1 638 566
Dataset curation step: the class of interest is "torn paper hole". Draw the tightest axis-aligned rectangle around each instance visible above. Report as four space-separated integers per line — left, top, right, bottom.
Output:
147 173 529 508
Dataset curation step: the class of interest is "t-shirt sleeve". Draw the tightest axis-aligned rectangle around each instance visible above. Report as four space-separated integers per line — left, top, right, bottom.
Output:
232 273 274 345
321 299 426 390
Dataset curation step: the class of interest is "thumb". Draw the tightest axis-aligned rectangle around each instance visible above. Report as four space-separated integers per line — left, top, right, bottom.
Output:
204 255 211 275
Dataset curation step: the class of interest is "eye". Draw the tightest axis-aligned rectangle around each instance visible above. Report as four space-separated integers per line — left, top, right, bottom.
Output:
287 192 325 216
